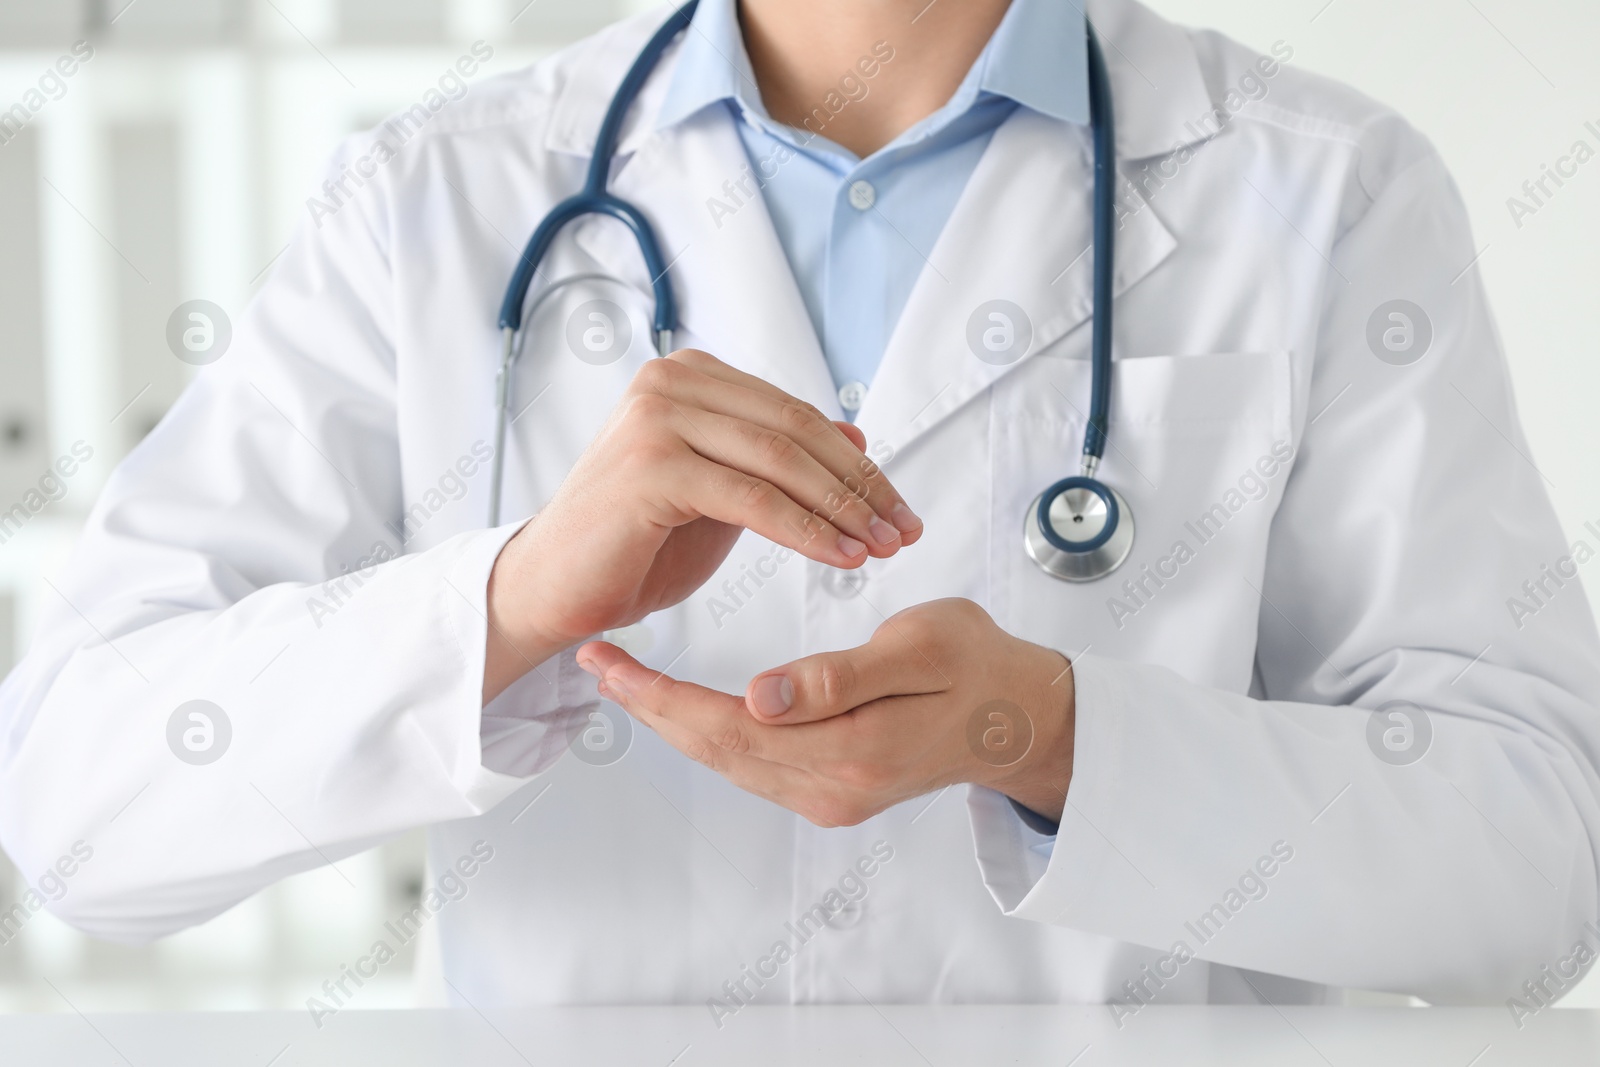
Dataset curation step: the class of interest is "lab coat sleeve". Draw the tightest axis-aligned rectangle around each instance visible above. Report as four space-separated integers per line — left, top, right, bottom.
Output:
968 125 1600 1002
0 134 589 942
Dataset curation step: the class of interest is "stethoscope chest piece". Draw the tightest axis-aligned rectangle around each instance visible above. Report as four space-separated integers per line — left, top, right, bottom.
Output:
1024 476 1135 582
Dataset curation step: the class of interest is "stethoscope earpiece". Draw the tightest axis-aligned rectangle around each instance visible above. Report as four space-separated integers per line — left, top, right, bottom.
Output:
1024 476 1135 583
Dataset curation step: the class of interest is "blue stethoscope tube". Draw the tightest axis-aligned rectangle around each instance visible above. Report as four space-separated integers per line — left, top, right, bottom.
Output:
496 0 694 340
1023 24 1135 583
490 2 1132 581
1083 24 1115 468
488 1 698 525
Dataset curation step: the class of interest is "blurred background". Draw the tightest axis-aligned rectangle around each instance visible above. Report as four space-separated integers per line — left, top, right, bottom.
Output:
1 0 1598 1013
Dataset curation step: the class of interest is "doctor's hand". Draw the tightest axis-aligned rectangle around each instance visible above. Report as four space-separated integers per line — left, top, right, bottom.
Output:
575 599 1077 825
484 349 923 702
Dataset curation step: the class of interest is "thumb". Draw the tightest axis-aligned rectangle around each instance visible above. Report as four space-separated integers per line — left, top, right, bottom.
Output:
744 639 944 724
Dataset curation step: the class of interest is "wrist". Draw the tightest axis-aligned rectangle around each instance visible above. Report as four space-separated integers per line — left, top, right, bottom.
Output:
489 516 578 642
987 643 1075 823
483 522 577 704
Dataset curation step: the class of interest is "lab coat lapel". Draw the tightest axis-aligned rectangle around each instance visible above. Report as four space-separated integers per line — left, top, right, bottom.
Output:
852 110 1178 462
568 111 840 416
542 0 1220 444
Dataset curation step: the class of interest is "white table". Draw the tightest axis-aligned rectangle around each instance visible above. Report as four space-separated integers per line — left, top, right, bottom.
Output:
4 1005 1594 1066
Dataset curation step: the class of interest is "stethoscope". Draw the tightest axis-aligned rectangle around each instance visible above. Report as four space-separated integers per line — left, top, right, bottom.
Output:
490 0 1133 583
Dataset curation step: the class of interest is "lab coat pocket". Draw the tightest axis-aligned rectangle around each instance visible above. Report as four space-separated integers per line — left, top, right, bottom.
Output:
989 351 1294 692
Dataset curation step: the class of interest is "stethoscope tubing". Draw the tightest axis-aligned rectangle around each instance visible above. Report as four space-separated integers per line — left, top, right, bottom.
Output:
488 273 657 526
1083 24 1115 471
495 1 697 337
489 3 1128 580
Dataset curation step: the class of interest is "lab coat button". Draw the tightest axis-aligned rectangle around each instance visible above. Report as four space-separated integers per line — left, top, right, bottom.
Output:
820 567 866 599
837 380 867 412
847 180 876 211
827 897 867 929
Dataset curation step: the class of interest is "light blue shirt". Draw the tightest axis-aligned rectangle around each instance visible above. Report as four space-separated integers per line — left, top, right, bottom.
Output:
656 0 1089 413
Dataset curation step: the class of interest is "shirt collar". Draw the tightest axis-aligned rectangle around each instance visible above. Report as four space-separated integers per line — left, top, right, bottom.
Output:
655 0 1089 133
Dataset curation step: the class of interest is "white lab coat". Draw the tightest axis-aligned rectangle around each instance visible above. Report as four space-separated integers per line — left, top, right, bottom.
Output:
4 0 1600 1014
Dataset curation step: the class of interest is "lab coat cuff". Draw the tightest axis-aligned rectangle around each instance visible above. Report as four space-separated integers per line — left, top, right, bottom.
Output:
479 648 598 779
440 521 570 804
969 651 1122 918
454 521 603 782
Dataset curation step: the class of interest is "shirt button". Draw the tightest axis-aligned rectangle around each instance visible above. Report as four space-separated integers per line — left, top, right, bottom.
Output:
820 567 867 599
827 897 868 930
847 179 876 211
837 380 868 412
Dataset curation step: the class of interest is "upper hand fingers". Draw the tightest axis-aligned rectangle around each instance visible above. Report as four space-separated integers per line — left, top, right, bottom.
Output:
662 347 808 404
670 452 876 567
669 407 905 558
834 420 867 453
635 353 923 543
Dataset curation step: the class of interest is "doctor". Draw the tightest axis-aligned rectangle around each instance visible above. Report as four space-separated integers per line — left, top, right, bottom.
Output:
4 0 1600 1019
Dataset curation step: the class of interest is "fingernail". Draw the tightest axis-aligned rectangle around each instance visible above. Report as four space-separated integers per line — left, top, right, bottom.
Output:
891 503 923 533
868 516 899 546
751 674 794 718
838 533 867 558
606 676 632 705
597 681 614 700
577 657 598 677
